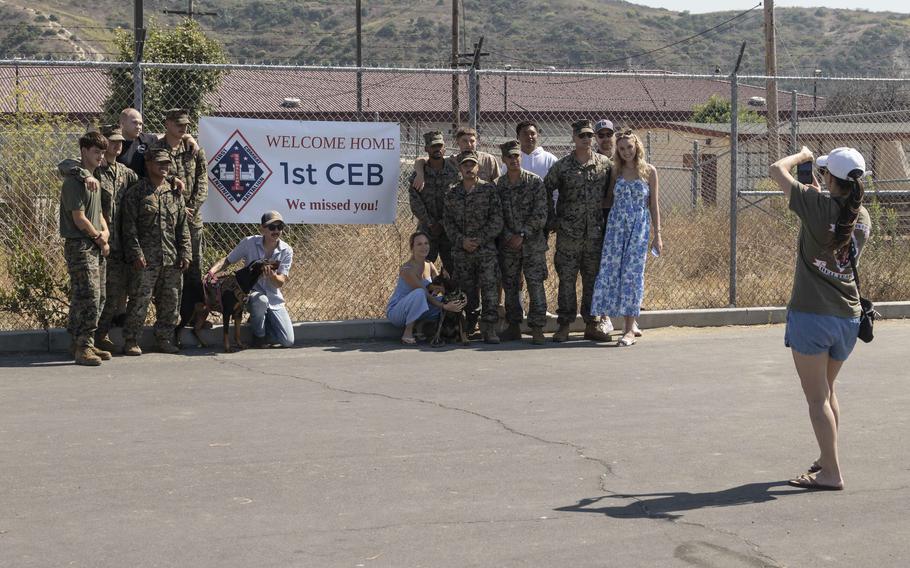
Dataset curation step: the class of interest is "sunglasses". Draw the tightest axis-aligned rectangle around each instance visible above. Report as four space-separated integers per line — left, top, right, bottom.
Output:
616 129 634 138
266 223 285 231
597 132 614 139
577 132 595 139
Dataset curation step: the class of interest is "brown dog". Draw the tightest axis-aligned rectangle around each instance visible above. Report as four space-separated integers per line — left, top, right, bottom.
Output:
176 259 280 352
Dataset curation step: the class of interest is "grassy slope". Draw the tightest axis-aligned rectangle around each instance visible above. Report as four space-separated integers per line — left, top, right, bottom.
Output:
1 0 909 77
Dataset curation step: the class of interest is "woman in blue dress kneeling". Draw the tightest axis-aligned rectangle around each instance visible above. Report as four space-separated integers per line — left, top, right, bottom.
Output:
387 231 467 344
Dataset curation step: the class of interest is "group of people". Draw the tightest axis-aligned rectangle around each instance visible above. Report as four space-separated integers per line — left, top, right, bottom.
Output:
392 119 662 347
59 107 294 367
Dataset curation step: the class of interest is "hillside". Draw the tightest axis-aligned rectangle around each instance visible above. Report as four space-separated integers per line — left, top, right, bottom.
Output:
1 0 909 77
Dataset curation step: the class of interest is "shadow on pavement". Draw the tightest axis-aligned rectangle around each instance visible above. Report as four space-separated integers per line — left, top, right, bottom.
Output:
555 481 804 520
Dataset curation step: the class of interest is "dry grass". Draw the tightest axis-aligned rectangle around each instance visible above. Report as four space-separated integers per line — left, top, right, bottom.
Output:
3 195 910 330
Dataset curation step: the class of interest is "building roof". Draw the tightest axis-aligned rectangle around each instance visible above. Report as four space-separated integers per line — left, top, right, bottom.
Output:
0 64 818 118
662 121 910 137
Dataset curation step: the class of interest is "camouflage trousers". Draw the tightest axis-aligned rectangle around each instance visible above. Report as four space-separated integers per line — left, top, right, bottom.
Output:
554 233 604 325
123 264 183 342
420 227 453 276
453 252 500 328
188 224 205 284
64 238 104 348
96 255 133 336
499 247 548 328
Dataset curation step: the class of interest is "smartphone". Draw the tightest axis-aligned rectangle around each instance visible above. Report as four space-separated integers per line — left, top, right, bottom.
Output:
796 161 814 185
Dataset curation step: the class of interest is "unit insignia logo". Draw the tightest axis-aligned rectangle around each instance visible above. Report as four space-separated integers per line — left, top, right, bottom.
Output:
208 129 273 213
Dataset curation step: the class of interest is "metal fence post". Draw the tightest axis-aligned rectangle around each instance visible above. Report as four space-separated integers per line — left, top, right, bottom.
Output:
468 67 478 130
729 72 739 307
789 89 798 153
691 140 700 208
645 131 652 163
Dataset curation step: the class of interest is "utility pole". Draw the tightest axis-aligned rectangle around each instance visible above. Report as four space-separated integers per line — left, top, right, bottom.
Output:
451 0 459 132
133 0 145 113
763 0 779 161
163 0 217 18
461 37 489 130
356 0 363 114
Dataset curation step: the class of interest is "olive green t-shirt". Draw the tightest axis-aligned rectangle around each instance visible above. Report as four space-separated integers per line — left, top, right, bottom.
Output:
788 181 871 318
59 175 102 239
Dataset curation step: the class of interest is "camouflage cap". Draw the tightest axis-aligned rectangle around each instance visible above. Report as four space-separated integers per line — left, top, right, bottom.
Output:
572 119 594 135
99 124 125 142
145 147 172 163
499 139 521 157
423 130 445 146
457 150 479 165
165 108 191 125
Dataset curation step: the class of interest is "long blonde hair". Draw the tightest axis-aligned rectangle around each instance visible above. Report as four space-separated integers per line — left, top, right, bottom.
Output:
614 131 651 181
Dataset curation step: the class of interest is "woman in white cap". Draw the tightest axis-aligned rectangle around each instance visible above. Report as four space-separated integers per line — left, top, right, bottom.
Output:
769 146 871 490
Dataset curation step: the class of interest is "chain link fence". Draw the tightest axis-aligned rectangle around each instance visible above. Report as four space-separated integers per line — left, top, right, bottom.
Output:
1 60 909 330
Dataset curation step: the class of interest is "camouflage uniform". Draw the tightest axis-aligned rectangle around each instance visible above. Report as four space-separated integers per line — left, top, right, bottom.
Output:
497 168 549 329
60 154 138 338
120 173 191 343
409 152 460 274
59 175 104 349
152 127 207 284
444 172 503 330
544 151 611 325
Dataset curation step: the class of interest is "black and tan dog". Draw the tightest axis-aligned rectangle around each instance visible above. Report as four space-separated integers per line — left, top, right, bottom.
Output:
176 259 280 352
426 274 469 347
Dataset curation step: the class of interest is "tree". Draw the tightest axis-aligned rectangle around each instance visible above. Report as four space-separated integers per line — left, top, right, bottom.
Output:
691 94 763 123
104 18 227 131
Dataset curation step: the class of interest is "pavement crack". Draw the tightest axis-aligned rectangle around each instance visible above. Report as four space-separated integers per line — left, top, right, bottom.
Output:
215 357 615 479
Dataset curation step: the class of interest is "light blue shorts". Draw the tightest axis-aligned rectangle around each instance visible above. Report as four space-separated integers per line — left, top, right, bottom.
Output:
784 309 860 361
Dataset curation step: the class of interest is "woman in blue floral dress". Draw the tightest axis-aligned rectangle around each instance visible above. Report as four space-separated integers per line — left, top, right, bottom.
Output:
591 131 663 346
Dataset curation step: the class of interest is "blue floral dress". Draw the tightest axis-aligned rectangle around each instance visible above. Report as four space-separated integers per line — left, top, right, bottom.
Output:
591 175 651 317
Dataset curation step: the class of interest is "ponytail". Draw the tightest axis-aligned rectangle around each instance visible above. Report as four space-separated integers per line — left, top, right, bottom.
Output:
832 169 865 254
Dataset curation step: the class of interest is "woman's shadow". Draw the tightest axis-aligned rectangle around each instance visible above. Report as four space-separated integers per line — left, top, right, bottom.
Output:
555 481 800 520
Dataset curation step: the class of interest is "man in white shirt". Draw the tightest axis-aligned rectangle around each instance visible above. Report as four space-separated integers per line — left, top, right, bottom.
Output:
514 120 558 179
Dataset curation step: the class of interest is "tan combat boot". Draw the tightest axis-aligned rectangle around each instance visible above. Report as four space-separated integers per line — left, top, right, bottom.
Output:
530 327 546 345
584 321 611 342
74 346 103 366
480 322 501 345
123 340 142 356
90 346 112 360
552 324 571 343
95 333 116 353
499 322 522 341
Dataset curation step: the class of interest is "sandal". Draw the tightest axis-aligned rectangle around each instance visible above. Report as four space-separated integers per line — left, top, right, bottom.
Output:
787 473 843 491
616 336 636 347
400 336 417 345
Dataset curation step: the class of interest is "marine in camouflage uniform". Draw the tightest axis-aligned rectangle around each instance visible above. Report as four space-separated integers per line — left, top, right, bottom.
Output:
496 140 548 343
444 151 504 343
59 131 111 365
59 125 139 349
544 120 612 342
409 131 461 274
120 148 191 354
152 109 207 284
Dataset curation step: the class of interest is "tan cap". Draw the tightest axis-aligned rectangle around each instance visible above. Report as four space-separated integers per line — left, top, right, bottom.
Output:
261 210 284 225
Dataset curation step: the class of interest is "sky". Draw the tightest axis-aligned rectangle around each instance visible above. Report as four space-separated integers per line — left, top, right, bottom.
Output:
629 0 910 14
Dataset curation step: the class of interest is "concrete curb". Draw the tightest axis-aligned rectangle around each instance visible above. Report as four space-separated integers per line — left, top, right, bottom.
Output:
2 302 908 354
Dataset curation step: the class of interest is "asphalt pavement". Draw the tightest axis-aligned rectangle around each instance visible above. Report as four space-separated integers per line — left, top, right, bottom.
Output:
2 321 909 567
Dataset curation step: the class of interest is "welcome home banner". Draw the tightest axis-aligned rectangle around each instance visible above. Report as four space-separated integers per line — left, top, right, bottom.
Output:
199 117 401 224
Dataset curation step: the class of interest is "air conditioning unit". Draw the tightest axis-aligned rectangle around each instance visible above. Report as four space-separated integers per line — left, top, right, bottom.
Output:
281 97 301 108
747 96 766 107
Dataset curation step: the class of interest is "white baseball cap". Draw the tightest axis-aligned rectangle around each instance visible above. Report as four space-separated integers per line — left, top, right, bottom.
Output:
816 147 866 180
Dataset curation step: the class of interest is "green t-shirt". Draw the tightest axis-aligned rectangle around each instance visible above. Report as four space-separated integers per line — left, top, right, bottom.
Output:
59 175 102 239
788 181 871 318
